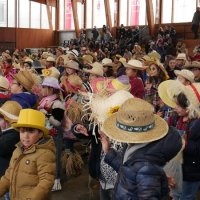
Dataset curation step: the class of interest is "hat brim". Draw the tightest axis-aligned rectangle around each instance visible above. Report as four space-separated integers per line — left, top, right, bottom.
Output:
124 63 144 70
102 113 168 143
83 69 103 77
12 123 49 136
158 80 176 108
0 108 18 124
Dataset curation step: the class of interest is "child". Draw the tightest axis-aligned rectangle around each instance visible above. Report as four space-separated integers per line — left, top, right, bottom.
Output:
0 109 56 200
100 98 182 199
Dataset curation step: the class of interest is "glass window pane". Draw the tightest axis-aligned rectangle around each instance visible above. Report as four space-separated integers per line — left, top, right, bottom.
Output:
174 0 196 23
52 6 56 30
59 0 64 30
19 0 29 28
41 4 49 29
77 2 84 29
152 0 160 24
139 0 146 25
0 0 7 27
31 1 40 29
86 0 92 28
110 0 114 26
8 0 15 27
162 0 172 23
65 0 75 30
120 0 127 26
93 0 106 28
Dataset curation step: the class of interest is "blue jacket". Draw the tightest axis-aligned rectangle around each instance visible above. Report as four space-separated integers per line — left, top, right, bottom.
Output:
105 127 182 200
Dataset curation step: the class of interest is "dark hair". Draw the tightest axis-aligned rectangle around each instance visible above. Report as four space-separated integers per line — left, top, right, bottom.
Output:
6 58 12 65
104 66 114 77
176 93 189 108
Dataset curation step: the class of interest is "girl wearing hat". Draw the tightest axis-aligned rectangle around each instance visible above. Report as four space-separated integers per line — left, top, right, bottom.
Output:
100 98 182 200
158 80 200 200
0 109 56 200
38 77 65 191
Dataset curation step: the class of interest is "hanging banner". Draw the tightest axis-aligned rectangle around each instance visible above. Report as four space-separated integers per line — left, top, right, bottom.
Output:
65 0 72 29
130 0 139 26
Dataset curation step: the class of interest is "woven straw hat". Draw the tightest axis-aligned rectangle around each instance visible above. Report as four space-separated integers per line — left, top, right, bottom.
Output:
184 61 200 69
0 76 9 91
56 55 69 65
102 98 168 143
101 58 114 67
13 70 37 92
61 74 86 93
81 55 94 64
158 80 200 110
84 62 104 76
46 56 56 63
12 109 48 136
174 69 194 83
0 101 22 124
64 60 80 71
124 59 144 70
41 67 60 79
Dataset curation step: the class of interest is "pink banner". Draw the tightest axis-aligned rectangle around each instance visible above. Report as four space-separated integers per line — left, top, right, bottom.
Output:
130 0 140 26
65 0 72 29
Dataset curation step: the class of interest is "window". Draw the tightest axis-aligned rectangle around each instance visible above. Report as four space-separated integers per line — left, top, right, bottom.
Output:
19 0 30 28
52 6 56 30
65 0 75 30
152 0 160 24
0 0 7 27
77 2 84 29
8 0 15 27
59 0 64 30
31 1 41 29
93 0 106 28
120 0 128 26
174 0 196 23
86 0 92 28
138 0 146 25
41 4 49 29
162 0 172 23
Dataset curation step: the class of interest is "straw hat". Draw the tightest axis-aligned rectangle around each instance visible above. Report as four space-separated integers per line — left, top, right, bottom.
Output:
148 50 161 60
184 61 200 69
56 54 69 65
124 59 144 70
0 76 9 91
119 57 127 64
0 101 22 124
61 74 86 93
13 70 36 92
85 90 134 125
23 58 33 64
84 62 104 76
102 98 168 143
67 49 79 58
176 53 187 60
81 55 94 64
101 58 113 67
158 80 200 110
91 75 131 94
64 60 80 71
174 69 194 83
41 67 60 79
12 109 48 136
42 77 63 91
46 56 56 63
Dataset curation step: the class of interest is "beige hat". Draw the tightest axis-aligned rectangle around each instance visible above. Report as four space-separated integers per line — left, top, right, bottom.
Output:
148 50 161 60
41 52 53 59
0 101 22 124
46 56 56 63
102 98 168 143
67 49 79 58
23 58 33 64
41 67 60 79
184 61 200 69
64 60 80 71
174 69 195 83
124 59 144 70
0 76 9 91
56 55 69 65
81 55 94 64
176 53 187 60
101 58 113 67
84 62 104 76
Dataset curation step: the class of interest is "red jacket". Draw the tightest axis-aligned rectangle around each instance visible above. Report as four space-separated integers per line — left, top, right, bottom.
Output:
129 76 144 99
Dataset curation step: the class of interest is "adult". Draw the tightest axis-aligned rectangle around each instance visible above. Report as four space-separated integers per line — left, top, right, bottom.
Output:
192 7 200 39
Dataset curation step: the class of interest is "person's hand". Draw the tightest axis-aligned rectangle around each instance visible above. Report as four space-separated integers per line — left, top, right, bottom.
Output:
99 131 110 153
167 176 176 188
76 124 89 136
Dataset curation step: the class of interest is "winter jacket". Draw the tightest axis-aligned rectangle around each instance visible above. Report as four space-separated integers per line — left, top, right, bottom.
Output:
0 137 56 200
105 127 182 200
0 128 19 177
183 118 200 181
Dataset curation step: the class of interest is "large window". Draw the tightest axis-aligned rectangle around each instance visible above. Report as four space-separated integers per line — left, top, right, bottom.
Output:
8 0 15 27
0 0 7 27
19 0 30 28
31 1 41 29
41 4 49 29
93 0 106 28
120 0 128 26
77 2 84 29
162 0 172 23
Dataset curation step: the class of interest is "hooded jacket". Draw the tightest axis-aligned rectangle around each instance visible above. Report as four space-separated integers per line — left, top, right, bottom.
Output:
0 137 56 200
104 126 182 200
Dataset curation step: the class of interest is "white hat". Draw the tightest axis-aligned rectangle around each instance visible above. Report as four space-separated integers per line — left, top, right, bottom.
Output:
124 59 144 70
174 69 195 83
84 62 104 76
101 58 113 67
46 56 56 63
67 49 79 58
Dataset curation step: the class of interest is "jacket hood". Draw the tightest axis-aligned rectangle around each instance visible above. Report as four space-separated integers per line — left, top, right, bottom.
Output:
11 92 38 108
130 126 182 166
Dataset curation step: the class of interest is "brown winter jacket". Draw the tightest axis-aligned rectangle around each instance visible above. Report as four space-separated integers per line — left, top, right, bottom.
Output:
0 137 56 200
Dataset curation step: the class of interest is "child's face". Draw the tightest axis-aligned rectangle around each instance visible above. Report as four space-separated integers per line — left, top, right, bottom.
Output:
174 104 188 117
41 86 54 97
20 127 43 148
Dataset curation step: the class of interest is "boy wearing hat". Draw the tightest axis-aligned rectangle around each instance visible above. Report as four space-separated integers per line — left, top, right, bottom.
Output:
184 61 200 82
0 109 56 200
100 98 182 199
174 69 194 85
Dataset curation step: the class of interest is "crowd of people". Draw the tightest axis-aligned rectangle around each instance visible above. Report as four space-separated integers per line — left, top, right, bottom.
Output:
0 24 200 200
